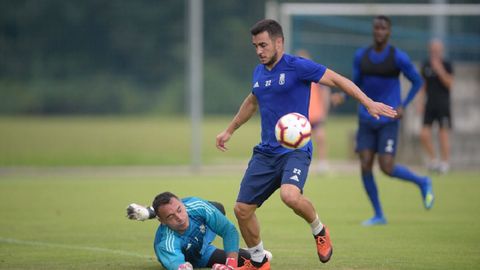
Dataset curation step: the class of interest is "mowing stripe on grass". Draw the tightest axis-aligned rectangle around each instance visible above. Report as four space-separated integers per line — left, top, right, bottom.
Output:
0 237 154 260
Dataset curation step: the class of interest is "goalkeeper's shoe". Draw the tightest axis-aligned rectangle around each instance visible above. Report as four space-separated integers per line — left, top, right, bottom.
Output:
421 177 434 210
126 203 154 221
315 226 333 263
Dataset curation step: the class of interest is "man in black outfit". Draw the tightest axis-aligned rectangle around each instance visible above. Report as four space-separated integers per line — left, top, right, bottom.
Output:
419 39 454 174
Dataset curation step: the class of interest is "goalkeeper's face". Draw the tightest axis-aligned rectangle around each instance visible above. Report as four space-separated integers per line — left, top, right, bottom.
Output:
157 198 189 233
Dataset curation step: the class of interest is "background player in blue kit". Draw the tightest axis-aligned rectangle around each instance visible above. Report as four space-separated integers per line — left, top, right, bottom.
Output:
215 19 397 270
351 15 435 226
127 192 265 270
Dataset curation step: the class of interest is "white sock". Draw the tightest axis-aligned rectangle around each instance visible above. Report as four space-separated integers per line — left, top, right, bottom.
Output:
310 214 324 236
248 241 266 263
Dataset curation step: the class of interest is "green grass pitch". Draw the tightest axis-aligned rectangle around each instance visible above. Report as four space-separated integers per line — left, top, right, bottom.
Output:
1 170 479 270
0 116 355 166
0 116 479 269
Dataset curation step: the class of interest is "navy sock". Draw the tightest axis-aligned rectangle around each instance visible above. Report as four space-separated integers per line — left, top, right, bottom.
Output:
391 165 426 187
362 172 383 218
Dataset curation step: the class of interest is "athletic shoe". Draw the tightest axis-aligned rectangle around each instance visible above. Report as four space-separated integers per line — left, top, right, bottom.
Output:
438 162 450 174
316 160 330 174
264 250 273 261
235 259 270 270
421 177 434 210
315 226 333 263
361 216 387 226
427 159 440 173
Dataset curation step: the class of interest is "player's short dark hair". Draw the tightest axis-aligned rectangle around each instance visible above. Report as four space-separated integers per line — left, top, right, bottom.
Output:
208 201 226 215
152 191 179 214
374 15 391 27
250 19 284 41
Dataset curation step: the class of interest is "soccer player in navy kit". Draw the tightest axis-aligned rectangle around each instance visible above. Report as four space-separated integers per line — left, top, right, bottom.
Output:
127 192 260 270
216 19 397 270
352 16 434 226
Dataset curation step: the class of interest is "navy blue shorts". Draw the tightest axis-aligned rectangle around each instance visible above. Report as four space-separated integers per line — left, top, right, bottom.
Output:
237 149 311 207
355 120 399 155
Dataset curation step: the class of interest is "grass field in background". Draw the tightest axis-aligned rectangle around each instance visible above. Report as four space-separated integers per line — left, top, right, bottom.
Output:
1 116 479 269
0 116 356 166
1 170 479 270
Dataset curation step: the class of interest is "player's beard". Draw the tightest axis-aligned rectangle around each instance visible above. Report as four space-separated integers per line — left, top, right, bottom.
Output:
265 51 278 67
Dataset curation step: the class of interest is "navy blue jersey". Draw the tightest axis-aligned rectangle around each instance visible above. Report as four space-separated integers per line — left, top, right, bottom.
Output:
353 44 423 123
251 53 326 156
153 197 239 270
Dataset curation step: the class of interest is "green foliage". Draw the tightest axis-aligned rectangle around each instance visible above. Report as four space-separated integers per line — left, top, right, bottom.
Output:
0 75 163 114
0 0 264 115
1 171 479 269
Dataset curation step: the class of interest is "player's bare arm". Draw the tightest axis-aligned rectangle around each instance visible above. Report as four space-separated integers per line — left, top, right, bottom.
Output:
415 85 426 115
216 93 258 151
319 69 397 119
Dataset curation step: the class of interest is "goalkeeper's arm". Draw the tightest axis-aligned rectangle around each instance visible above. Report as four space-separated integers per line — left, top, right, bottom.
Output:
126 203 157 221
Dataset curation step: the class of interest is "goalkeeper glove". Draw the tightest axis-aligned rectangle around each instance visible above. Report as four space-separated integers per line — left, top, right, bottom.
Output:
178 262 193 270
211 257 237 270
126 203 155 221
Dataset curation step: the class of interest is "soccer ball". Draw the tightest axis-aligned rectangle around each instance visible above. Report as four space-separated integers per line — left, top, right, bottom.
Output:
275 112 311 149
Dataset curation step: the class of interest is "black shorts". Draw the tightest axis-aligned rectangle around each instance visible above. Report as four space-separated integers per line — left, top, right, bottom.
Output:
423 105 452 129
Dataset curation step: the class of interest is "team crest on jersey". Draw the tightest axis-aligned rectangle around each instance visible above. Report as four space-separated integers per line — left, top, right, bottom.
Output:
199 224 206 234
279 73 285 85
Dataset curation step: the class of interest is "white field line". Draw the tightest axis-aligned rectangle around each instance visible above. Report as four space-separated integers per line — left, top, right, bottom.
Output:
0 237 154 260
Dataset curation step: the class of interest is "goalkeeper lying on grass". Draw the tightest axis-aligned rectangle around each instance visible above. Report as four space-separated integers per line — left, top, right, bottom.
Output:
127 192 271 270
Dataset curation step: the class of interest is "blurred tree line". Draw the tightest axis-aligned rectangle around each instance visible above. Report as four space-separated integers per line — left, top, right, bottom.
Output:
0 0 263 115
3 0 475 115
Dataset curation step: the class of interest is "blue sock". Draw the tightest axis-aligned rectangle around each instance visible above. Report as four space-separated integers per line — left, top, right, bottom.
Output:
362 172 383 218
391 165 426 187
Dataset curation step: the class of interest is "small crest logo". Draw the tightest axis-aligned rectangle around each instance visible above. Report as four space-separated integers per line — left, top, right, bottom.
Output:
199 224 206 234
279 73 285 85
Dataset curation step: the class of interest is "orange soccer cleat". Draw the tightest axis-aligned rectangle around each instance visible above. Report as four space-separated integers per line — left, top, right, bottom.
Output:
315 226 333 263
235 259 270 270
